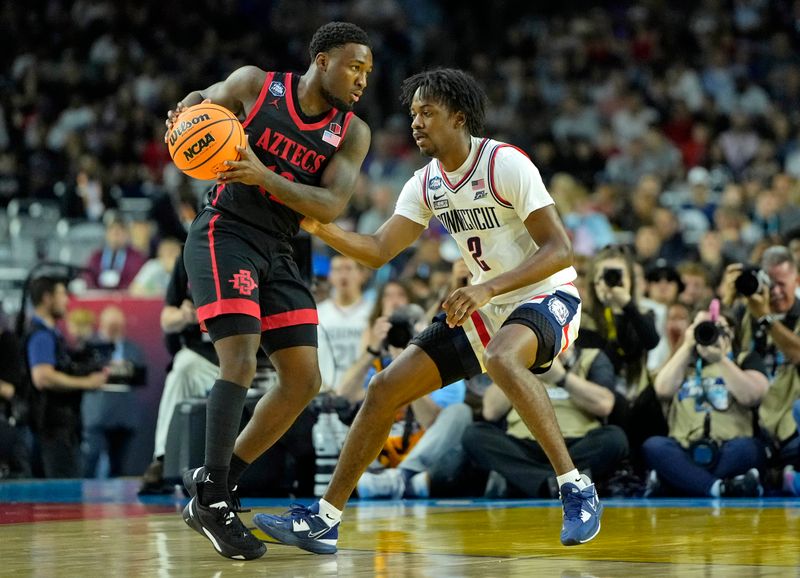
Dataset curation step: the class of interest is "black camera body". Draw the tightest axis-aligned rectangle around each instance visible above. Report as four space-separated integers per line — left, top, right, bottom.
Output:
735 266 771 297
602 267 623 288
384 311 416 349
694 321 722 346
68 342 114 376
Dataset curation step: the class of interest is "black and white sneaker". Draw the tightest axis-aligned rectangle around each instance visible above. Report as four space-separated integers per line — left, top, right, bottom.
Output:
182 484 266 560
183 467 248 512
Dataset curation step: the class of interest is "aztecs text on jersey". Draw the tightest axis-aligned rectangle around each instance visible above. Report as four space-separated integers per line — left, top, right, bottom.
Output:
206 71 354 239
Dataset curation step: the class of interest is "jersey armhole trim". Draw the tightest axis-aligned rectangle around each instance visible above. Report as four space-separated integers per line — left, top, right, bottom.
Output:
421 165 431 210
337 112 355 150
242 71 274 129
488 144 517 209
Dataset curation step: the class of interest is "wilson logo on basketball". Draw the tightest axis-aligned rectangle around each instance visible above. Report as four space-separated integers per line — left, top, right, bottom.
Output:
183 133 216 161
229 269 258 296
169 113 212 146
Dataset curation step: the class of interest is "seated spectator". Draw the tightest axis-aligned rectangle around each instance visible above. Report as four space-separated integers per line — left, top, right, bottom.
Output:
83 212 147 291
462 345 628 498
81 306 144 478
722 247 800 471
643 260 684 372
645 309 768 496
129 237 183 297
578 245 663 469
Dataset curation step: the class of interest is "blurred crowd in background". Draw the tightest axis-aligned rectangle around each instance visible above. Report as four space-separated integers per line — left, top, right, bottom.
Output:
2 0 800 499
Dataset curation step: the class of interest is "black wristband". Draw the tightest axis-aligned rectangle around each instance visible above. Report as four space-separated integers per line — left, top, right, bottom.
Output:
366 345 381 357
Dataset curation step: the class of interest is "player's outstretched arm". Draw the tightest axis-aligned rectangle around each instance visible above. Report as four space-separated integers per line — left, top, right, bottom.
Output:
302 213 425 269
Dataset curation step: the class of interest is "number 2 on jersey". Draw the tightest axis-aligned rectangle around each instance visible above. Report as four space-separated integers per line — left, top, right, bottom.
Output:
467 236 491 271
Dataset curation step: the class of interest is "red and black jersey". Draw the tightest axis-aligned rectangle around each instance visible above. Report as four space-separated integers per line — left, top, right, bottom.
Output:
205 71 355 240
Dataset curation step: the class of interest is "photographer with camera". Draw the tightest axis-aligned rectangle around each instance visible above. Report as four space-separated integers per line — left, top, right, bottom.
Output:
335 289 466 500
580 246 663 468
582 246 660 400
721 246 800 468
25 277 106 478
645 303 768 497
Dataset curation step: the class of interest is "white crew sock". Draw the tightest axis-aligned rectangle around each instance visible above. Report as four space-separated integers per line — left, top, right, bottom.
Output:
318 498 343 526
557 469 587 489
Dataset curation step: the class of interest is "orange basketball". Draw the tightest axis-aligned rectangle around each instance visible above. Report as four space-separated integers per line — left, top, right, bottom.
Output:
167 103 245 180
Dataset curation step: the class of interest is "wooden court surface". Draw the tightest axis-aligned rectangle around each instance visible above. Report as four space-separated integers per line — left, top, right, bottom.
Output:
1 480 798 577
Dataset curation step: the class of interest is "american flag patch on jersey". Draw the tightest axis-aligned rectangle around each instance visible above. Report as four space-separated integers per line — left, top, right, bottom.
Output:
471 178 485 190
322 130 341 147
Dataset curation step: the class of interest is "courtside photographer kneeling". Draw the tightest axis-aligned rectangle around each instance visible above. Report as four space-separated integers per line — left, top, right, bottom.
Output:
643 300 768 497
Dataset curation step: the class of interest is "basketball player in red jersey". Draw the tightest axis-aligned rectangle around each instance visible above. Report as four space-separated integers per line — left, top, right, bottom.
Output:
166 22 372 560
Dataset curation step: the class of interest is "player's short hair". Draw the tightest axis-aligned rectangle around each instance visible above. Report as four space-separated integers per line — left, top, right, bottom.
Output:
309 22 371 61
400 68 488 135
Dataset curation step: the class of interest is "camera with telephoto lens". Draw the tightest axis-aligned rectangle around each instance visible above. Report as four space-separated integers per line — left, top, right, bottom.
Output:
735 266 771 297
384 311 416 349
693 298 723 347
694 321 721 346
602 267 623 288
383 304 425 350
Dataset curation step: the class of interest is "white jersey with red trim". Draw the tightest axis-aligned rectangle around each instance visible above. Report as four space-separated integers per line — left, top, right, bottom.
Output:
395 136 577 304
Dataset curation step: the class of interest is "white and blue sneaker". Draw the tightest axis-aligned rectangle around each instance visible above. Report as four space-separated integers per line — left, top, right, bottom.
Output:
253 502 339 554
559 474 603 546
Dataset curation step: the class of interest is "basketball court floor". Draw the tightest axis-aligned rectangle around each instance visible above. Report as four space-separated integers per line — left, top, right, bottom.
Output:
1 479 798 577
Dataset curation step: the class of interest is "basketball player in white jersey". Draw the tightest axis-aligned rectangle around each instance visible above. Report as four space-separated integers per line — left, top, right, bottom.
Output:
316 254 373 391
255 68 603 550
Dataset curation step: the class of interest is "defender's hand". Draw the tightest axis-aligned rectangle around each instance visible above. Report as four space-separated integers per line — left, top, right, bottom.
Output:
443 284 493 328
218 135 268 186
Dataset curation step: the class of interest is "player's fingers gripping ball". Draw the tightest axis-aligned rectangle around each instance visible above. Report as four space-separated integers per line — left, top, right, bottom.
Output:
167 103 245 180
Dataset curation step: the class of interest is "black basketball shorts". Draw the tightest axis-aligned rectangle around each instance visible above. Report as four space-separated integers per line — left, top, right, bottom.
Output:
183 208 318 353
410 284 581 386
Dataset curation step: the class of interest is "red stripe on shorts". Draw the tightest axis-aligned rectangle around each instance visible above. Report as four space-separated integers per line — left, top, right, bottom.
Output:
470 311 491 347
261 308 319 331
208 213 222 299
197 299 261 323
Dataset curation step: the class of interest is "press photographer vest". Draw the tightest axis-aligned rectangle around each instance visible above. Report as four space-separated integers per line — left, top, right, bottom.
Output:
24 317 82 432
668 353 755 448
507 348 602 441
739 304 800 443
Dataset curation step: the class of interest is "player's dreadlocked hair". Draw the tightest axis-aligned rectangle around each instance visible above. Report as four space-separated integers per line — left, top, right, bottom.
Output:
400 68 488 135
309 22 371 61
